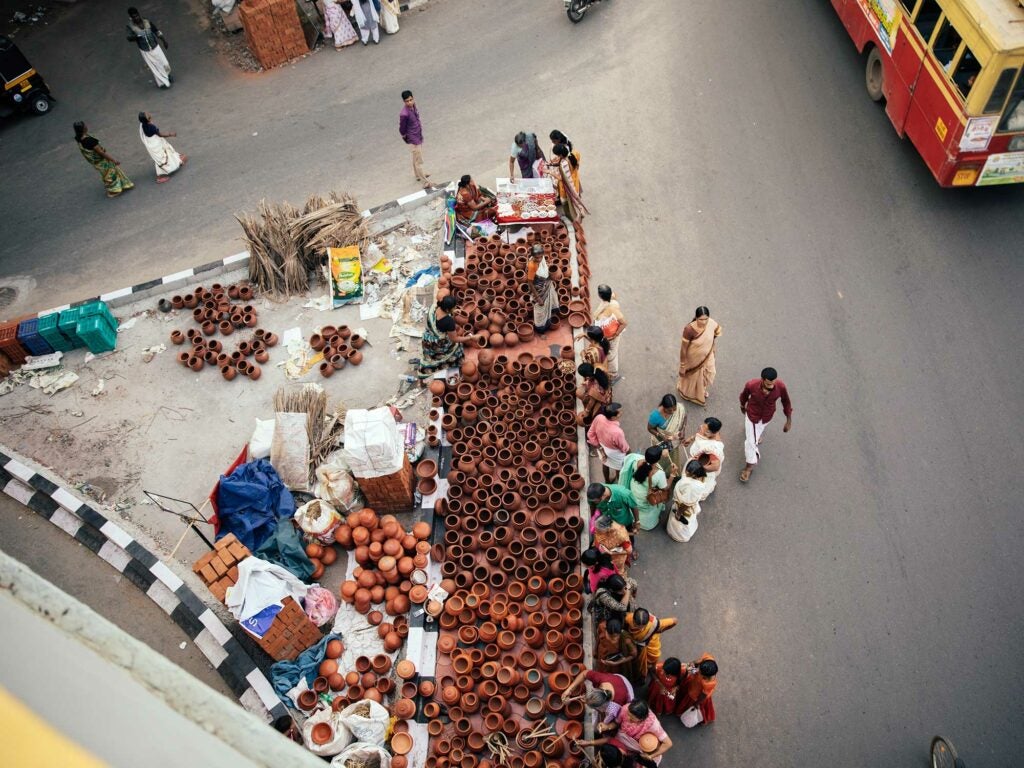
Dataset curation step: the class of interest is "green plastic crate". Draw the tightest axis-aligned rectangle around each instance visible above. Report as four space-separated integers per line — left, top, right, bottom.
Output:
75 315 117 353
57 307 86 348
37 313 75 352
78 300 118 333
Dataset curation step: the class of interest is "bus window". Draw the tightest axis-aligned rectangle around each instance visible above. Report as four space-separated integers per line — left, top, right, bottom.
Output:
984 68 1018 115
931 18 962 70
1000 72 1024 132
952 46 981 97
914 0 942 43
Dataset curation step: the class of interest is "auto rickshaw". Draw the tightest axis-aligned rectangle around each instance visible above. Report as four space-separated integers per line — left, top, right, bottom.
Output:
0 34 52 117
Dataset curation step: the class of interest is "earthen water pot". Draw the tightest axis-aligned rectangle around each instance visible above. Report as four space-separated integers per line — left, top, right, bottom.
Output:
344 348 363 365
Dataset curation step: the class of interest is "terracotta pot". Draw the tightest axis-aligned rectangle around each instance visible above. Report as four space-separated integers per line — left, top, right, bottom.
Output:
297 689 318 711
350 333 366 349
319 361 334 378
344 348 363 365
310 333 325 351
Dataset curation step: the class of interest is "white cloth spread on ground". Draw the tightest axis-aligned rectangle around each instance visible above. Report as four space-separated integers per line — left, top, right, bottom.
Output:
140 45 171 88
139 124 182 176
225 556 308 622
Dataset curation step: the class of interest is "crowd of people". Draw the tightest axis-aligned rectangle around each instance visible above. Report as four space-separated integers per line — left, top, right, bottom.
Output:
454 129 588 231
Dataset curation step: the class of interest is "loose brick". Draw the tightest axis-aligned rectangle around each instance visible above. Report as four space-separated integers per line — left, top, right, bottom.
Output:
200 564 218 584
211 557 228 577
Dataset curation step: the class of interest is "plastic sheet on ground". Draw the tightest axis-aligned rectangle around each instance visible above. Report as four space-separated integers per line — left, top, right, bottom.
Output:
314 452 361 513
341 407 404 478
304 585 339 627
330 604 390 678
215 458 295 551
271 632 343 707
253 519 315 581
225 555 309 622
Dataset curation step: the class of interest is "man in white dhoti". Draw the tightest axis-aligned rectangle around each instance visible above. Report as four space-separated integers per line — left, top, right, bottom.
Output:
352 0 380 45
126 8 172 89
138 112 186 183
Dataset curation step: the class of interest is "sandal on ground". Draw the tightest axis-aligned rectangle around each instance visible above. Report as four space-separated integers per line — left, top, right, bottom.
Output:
739 467 752 483
156 176 170 183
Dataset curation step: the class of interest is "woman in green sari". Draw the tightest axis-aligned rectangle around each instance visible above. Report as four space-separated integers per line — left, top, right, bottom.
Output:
74 121 134 198
619 445 678 531
417 295 479 378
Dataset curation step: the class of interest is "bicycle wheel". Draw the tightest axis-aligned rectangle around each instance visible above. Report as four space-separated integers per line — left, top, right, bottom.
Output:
931 735 962 768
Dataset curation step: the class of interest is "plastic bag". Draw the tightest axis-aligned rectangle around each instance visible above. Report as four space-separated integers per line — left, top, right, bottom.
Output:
303 707 353 756
249 418 275 460
271 411 310 490
680 705 703 728
331 742 392 768
295 498 342 543
314 452 361 513
337 700 390 746
304 585 339 626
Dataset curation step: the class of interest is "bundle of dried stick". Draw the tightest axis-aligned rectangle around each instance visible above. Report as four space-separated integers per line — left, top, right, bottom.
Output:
273 384 347 483
238 192 370 297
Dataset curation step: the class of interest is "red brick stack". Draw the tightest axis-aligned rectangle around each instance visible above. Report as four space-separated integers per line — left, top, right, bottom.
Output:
239 0 309 70
192 533 323 660
192 533 249 602
354 455 415 515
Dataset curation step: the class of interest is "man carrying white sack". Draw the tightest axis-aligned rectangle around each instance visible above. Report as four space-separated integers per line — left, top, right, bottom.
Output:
126 7 172 89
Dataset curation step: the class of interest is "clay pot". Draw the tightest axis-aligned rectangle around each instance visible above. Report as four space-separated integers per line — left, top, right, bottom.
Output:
326 639 343 659
391 732 413 756
188 356 204 372
255 349 269 364
311 722 335 746
396 659 417 680
220 365 236 381
344 348 363 366
371 654 392 675
416 459 437 479
298 690 318 711
319 362 334 378
247 364 262 380
350 334 366 349
393 697 417 719
355 655 371 673
313 676 329 693
310 334 325 351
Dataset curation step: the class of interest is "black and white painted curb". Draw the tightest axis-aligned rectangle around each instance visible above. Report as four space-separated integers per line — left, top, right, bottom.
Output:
0 448 288 723
34 185 450 318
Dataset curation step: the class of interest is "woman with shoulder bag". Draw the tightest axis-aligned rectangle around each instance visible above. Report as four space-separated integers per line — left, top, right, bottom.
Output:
618 446 677 531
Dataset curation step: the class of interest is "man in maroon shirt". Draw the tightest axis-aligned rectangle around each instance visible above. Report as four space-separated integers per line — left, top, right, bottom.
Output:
739 367 793 483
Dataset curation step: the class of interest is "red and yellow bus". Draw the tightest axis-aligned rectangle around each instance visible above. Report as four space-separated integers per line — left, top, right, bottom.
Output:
832 0 1024 186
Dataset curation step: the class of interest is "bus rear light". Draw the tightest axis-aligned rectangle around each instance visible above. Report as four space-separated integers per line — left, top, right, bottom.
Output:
952 165 980 186
1009 136 1024 152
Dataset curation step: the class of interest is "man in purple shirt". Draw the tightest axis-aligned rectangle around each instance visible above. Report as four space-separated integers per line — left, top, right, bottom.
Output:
399 90 430 188
738 366 793 483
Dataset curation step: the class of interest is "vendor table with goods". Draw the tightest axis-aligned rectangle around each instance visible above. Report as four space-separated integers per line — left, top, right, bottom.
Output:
494 177 560 226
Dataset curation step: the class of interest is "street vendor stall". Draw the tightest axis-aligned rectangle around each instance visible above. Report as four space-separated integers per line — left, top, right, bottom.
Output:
494 177 560 226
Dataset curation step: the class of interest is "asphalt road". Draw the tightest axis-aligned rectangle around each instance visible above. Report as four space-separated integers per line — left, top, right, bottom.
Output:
1 0 1022 765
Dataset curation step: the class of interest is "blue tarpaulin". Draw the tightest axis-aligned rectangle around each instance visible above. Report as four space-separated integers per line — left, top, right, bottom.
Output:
215 458 295 552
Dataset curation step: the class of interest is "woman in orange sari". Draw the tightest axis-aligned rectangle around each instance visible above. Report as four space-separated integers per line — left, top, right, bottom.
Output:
677 306 722 406
675 654 718 726
454 174 496 227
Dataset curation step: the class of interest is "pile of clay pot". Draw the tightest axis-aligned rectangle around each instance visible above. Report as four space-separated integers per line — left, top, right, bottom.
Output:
309 324 367 378
167 282 278 381
436 223 592 347
334 508 435 619
425 350 588 767
297 636 422 766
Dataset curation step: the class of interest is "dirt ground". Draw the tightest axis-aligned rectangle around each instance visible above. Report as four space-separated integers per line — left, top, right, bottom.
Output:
0 197 444 572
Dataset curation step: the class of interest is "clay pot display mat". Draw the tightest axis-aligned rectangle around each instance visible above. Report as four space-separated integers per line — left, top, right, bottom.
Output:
423 221 594 767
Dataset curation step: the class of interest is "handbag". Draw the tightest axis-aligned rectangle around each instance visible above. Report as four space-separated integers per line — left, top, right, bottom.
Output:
646 474 669 506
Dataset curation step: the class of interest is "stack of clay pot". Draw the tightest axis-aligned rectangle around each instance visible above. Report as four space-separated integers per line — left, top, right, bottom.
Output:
426 224 590 767
435 223 592 349
303 541 339 581
298 641 417 720
309 324 367 378
167 282 278 382
335 508 433 619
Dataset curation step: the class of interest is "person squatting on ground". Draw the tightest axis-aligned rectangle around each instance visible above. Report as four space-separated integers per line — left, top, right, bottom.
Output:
126 8 171 89
590 515 633 576
399 90 431 187
739 366 793 483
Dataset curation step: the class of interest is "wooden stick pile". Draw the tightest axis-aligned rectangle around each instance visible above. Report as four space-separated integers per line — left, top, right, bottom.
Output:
237 192 370 297
273 384 347 483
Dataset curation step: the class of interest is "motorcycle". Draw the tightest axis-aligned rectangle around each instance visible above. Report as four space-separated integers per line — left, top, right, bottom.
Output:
565 0 603 24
